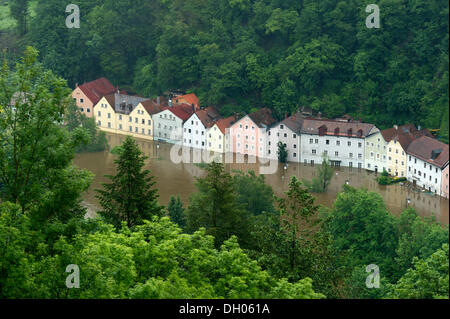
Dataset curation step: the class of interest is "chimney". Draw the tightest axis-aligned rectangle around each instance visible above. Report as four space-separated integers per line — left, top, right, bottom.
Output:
157 96 160 106
285 112 287 120
75 83 78 87
168 99 172 107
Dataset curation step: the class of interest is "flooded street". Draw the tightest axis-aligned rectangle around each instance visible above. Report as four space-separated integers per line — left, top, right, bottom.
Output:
74 133 449 225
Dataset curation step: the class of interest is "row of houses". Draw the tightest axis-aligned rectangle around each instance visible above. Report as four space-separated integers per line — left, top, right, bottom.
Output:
71 78 449 199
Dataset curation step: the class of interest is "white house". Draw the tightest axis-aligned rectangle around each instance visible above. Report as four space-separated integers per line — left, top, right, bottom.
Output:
299 119 377 168
183 107 221 149
266 113 303 162
153 104 194 144
406 135 449 195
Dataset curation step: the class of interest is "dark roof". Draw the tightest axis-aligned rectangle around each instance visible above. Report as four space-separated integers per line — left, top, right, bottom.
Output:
280 112 304 134
407 136 449 168
300 118 375 137
103 92 148 115
248 108 277 128
141 97 168 116
78 78 116 105
195 106 221 128
381 124 433 150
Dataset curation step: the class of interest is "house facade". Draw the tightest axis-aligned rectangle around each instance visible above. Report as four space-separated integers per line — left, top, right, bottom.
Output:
364 130 387 173
125 99 165 140
300 119 376 168
442 165 449 199
406 135 449 196
206 116 236 153
183 107 220 149
229 108 276 158
153 104 194 144
266 113 303 162
95 92 148 134
72 78 116 118
382 125 432 177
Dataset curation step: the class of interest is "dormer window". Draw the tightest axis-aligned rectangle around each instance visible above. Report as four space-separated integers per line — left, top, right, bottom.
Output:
334 127 340 135
347 128 353 136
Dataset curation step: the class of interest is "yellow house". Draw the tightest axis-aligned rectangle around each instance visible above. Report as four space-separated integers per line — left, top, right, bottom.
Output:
94 92 148 134
124 100 165 140
206 116 236 153
383 124 432 177
386 137 408 177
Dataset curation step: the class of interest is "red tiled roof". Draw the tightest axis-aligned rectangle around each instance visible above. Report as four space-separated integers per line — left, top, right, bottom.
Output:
195 106 221 128
174 93 200 109
215 115 237 134
407 136 449 168
381 124 433 150
77 77 116 105
164 103 195 122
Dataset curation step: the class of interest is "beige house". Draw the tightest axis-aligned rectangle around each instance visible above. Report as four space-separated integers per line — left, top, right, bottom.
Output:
206 115 236 153
71 78 116 118
95 92 148 134
382 124 433 177
125 99 166 140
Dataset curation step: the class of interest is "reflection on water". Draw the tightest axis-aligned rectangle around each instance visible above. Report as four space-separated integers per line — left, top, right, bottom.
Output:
73 133 449 225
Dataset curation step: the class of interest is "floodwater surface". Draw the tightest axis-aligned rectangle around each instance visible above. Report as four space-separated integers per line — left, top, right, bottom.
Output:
73 133 449 225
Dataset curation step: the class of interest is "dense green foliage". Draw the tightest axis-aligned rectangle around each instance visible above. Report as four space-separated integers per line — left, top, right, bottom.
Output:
167 195 186 229
95 136 163 228
387 244 449 299
4 0 449 141
0 47 92 227
65 100 109 153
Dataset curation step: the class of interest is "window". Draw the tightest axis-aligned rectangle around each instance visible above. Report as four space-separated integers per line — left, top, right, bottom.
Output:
336 140 340 146
335 151 339 156
119 124 122 130
358 142 362 148
293 153 297 158
312 149 316 154
293 144 297 149
129 117 132 122
315 139 319 144
293 134 297 138
280 125 284 129
98 111 101 117
107 122 111 128
326 140 330 145
284 133 287 138
87 108 90 113
97 121 101 126
80 98 84 103
349 153 353 158
348 141 351 146
309 138 313 144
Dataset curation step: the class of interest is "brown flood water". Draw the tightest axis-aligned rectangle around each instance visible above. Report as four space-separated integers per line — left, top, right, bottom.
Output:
73 133 449 225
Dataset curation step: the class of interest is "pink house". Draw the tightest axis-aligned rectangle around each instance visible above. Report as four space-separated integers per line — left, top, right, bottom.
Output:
229 108 276 158
442 164 449 199
71 77 116 118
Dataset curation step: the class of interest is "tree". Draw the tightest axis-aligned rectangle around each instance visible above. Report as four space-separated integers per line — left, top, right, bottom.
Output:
65 100 109 153
303 155 334 193
167 196 186 229
95 136 163 228
387 244 449 299
232 170 275 216
185 162 248 247
0 47 92 225
9 0 29 35
277 141 288 163
328 186 399 280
